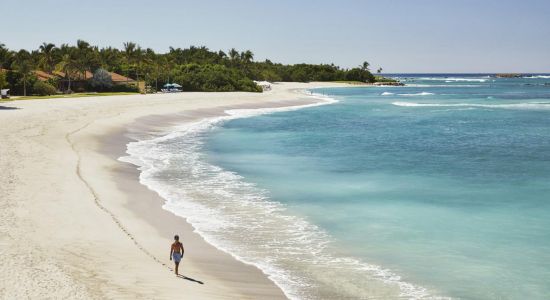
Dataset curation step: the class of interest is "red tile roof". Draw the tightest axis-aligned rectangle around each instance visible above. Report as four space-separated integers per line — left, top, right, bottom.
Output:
33 70 58 81
109 72 135 83
54 70 93 80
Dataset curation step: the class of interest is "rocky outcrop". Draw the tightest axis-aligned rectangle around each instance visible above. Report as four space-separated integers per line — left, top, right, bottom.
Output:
373 81 405 86
496 73 522 78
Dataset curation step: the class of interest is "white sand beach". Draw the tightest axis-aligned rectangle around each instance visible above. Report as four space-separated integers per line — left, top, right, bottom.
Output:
0 82 347 299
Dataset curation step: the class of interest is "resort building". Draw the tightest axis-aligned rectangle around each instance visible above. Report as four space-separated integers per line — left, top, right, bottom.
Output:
31 70 143 93
34 70 59 82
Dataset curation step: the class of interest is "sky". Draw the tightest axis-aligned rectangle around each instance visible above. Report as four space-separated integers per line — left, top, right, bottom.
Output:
1 0 550 73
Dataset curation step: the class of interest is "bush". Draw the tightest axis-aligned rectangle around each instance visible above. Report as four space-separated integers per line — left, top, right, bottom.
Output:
90 68 113 91
6 71 37 96
46 77 59 89
172 64 262 92
0 71 8 89
74 86 86 93
259 70 282 82
111 84 139 92
345 68 376 83
33 81 57 96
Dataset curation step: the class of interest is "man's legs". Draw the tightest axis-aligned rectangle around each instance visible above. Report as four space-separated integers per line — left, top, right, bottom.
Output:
175 261 179 275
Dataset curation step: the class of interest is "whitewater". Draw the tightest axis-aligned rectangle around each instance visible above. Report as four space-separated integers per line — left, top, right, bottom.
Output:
122 74 550 300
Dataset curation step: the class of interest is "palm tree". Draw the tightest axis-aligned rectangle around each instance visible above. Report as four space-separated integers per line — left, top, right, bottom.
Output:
0 70 6 90
11 50 33 96
0 45 8 89
239 50 254 76
241 50 254 64
228 48 239 62
58 43 72 56
56 52 78 93
361 61 370 71
76 39 91 80
134 46 144 82
87 45 102 72
38 42 57 73
0 43 12 69
141 48 157 90
123 42 137 82
99 46 123 73
159 55 174 85
150 58 162 92
377 67 383 74
76 39 90 50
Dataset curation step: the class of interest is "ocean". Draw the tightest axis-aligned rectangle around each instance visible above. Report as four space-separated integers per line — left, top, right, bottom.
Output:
122 74 550 299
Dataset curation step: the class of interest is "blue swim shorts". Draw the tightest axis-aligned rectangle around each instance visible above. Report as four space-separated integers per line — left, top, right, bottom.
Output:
172 253 182 263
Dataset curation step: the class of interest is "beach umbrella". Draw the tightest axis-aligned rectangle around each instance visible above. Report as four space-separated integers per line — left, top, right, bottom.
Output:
164 83 174 88
171 83 182 88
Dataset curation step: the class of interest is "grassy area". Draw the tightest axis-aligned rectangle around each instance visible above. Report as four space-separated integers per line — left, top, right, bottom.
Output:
1 92 139 102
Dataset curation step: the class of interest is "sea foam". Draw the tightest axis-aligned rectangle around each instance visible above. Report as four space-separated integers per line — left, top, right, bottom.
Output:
120 91 436 300
392 101 550 110
524 75 550 79
398 92 435 96
419 77 487 83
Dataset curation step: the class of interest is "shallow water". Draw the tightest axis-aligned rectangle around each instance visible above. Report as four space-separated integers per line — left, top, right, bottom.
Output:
124 75 550 299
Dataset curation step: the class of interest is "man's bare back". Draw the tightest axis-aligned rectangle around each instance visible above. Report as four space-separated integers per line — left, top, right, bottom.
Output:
170 235 184 275
171 241 183 253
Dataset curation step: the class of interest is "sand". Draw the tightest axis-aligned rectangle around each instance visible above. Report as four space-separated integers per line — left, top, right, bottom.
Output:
0 82 348 299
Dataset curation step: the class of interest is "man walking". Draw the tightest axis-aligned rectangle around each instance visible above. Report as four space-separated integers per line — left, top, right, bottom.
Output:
170 235 184 275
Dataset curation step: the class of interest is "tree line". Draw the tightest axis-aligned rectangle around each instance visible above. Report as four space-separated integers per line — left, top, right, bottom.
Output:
0 40 379 95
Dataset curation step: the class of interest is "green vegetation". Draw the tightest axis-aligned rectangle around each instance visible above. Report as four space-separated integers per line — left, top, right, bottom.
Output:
173 64 261 92
0 71 7 90
33 81 57 96
109 84 140 93
10 50 34 96
0 41 384 96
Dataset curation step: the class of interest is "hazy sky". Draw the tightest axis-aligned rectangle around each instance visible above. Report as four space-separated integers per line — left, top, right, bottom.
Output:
2 0 550 73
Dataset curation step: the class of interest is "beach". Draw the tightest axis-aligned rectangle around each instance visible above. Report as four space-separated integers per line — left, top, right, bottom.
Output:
0 82 346 299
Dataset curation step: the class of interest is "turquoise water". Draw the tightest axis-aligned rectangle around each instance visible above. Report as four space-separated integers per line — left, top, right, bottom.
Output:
203 75 550 299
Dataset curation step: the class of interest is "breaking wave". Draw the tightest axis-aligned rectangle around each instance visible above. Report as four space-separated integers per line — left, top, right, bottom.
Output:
417 77 487 83
398 92 435 96
392 101 550 110
524 75 550 79
120 93 437 300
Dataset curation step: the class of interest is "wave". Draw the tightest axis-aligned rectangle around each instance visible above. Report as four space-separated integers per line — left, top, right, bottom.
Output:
381 92 395 96
120 94 435 300
392 101 550 110
405 84 481 88
524 75 550 79
417 77 487 83
398 92 435 96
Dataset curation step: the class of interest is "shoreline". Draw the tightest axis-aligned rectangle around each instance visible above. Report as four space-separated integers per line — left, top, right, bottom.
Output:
0 82 348 298
104 99 329 299
115 96 341 299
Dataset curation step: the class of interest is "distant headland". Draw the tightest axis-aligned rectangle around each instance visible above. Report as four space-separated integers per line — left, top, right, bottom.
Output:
495 73 523 78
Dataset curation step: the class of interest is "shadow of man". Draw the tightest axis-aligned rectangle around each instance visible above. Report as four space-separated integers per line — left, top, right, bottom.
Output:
0 106 19 110
177 274 204 285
